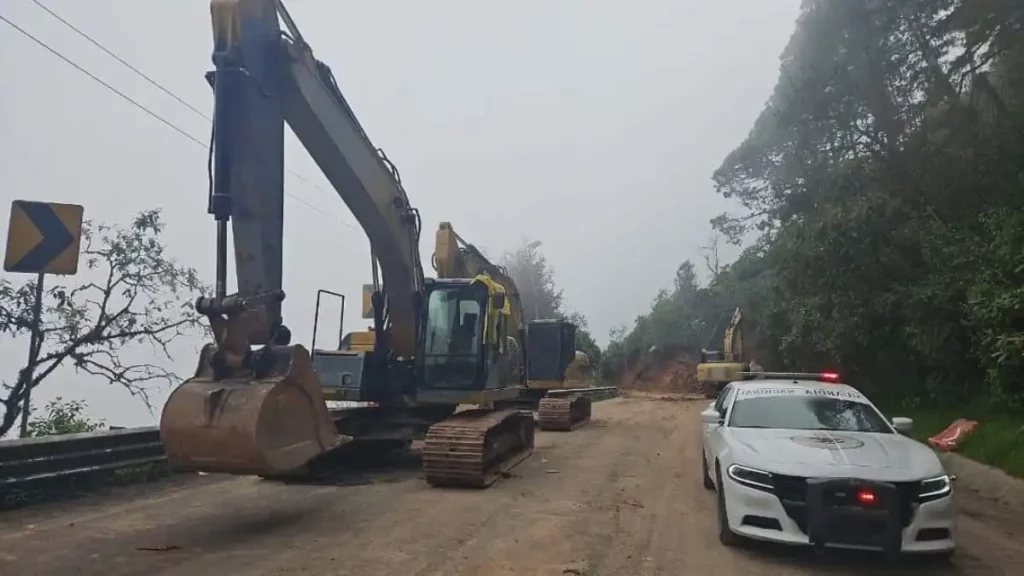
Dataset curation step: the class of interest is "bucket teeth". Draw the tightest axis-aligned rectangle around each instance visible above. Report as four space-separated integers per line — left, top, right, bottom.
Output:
537 395 592 431
422 409 534 488
159 344 346 477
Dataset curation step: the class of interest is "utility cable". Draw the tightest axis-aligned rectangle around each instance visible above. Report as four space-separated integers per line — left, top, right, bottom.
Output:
30 0 210 122
28 0 351 223
0 12 206 148
1 8 352 227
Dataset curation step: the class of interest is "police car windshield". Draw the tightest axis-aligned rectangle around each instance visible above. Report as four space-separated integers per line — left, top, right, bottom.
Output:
729 390 893 434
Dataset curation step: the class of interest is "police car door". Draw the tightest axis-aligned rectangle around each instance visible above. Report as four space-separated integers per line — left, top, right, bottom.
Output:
702 383 735 460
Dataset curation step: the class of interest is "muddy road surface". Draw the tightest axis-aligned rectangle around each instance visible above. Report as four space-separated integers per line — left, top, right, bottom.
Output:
1 396 1022 575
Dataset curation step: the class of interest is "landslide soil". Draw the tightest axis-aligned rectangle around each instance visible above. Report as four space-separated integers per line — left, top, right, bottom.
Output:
1 397 1022 575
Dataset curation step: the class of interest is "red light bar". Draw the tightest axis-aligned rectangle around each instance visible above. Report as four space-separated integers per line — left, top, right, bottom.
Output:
737 371 842 383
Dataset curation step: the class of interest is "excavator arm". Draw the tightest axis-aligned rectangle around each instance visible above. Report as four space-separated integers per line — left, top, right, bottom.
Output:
207 0 423 357
160 0 429 477
696 307 746 398
722 307 743 362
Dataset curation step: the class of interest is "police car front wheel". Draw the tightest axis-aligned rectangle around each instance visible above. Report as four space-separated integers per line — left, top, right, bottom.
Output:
715 463 741 547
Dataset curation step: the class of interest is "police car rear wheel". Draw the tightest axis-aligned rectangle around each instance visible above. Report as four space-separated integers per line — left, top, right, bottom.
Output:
702 451 714 490
715 463 741 547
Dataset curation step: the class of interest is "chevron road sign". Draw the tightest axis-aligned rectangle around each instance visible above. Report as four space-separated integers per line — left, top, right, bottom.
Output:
4 200 84 275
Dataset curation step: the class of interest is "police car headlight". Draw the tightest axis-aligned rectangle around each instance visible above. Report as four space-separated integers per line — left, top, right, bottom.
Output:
919 474 953 502
726 464 775 493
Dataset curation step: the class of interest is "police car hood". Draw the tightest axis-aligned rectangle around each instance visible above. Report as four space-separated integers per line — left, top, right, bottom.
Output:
726 428 944 481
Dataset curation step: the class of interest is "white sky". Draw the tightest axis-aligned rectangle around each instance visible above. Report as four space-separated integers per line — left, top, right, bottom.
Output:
0 0 800 427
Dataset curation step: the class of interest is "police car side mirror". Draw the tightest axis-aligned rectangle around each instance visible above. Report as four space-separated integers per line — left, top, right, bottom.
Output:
891 417 913 434
701 409 723 426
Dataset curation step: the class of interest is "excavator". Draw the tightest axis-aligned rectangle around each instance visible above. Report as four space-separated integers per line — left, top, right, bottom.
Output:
314 222 590 432
158 0 578 488
695 307 748 399
431 223 593 432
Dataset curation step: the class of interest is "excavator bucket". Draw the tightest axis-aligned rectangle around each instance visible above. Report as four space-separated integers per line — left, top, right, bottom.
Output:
160 343 348 477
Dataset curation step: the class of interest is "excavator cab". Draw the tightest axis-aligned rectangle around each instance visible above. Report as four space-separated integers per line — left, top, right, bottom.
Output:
419 278 512 391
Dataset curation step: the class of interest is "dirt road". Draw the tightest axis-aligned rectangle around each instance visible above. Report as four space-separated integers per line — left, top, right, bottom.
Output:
1 396 1022 575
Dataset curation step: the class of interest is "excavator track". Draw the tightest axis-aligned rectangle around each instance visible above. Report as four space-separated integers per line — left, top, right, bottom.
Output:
422 408 534 488
537 394 592 431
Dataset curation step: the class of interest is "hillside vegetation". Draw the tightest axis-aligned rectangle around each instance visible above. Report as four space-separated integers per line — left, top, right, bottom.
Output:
604 0 1024 415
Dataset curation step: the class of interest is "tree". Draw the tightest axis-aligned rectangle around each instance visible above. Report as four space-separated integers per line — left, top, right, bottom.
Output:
565 311 601 367
697 0 1024 408
500 239 601 366
26 397 104 437
500 239 564 321
699 234 723 281
0 209 206 437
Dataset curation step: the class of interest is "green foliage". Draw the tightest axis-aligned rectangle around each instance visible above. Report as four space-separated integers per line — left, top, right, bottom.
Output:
0 210 207 437
26 397 105 437
609 0 1024 415
601 238 772 382
882 401 1024 479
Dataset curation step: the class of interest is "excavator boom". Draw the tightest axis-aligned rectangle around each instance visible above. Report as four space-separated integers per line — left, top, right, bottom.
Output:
162 0 425 476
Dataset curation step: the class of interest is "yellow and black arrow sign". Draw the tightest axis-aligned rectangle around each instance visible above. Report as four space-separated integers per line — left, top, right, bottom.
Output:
4 200 84 275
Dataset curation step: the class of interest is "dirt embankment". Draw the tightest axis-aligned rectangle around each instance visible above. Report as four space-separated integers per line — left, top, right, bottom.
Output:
618 345 702 396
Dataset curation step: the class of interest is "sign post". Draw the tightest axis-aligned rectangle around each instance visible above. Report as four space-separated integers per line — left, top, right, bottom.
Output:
19 273 45 438
4 200 84 437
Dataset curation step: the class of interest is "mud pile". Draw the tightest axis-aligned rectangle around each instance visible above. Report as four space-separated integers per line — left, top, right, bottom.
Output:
619 346 702 395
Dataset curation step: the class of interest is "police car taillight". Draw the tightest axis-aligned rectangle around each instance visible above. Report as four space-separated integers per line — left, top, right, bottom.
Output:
820 371 840 383
856 489 876 505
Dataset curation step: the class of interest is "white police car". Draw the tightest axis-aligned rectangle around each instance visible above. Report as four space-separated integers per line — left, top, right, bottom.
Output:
700 373 956 558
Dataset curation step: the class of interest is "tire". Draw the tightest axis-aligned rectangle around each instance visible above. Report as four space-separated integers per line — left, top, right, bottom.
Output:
702 451 714 490
715 463 741 547
925 548 955 565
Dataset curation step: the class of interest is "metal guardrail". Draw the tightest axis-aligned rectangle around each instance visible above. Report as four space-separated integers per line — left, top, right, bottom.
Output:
0 387 620 489
546 386 618 397
0 427 167 488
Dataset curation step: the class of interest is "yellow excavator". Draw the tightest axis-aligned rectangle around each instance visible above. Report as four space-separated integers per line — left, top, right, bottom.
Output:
695 307 748 398
159 0 577 488
315 222 591 431
432 223 593 432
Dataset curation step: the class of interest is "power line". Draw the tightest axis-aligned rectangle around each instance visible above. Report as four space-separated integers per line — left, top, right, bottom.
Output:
0 12 206 148
28 0 352 224
30 0 210 122
0 8 353 228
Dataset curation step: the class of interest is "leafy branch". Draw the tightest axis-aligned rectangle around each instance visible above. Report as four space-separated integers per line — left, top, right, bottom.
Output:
0 209 207 437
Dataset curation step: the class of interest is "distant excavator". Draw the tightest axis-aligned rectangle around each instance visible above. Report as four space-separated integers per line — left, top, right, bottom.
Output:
695 307 749 399
159 0 584 488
